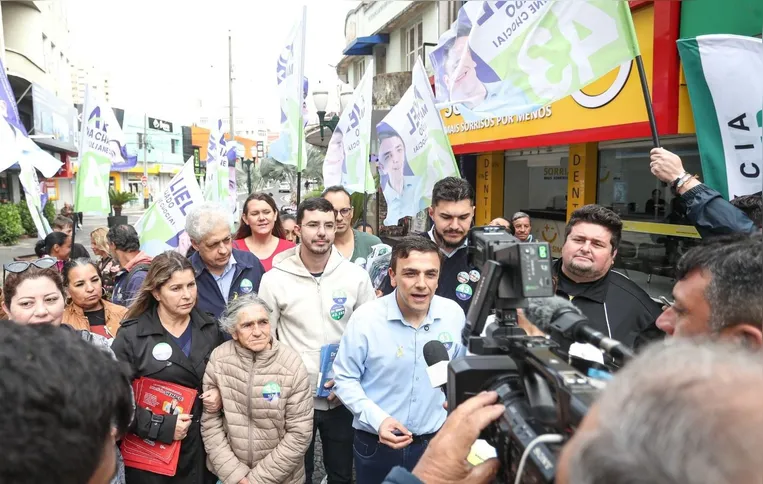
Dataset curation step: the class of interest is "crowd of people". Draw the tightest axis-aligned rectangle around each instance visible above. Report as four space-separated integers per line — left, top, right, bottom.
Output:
0 146 761 484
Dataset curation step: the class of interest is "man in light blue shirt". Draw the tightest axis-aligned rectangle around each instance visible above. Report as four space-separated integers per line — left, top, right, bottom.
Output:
333 236 467 484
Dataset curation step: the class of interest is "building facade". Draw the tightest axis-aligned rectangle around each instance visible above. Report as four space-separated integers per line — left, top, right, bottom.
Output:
2 0 78 207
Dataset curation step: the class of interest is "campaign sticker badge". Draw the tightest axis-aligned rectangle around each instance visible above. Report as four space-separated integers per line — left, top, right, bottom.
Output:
355 257 367 270
457 271 469 284
262 382 281 403
330 304 346 321
332 290 348 305
239 278 253 294
469 270 481 283
438 332 454 350
152 342 172 361
455 283 473 301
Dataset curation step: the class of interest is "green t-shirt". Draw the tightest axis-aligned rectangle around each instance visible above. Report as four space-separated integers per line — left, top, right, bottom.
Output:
350 229 382 266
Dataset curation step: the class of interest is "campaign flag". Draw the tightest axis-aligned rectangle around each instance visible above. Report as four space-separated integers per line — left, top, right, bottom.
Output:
0 57 26 135
74 85 132 214
18 158 52 238
430 0 640 121
376 58 460 226
134 157 204 256
677 35 763 200
226 143 238 217
0 59 63 176
202 119 230 207
269 7 307 169
323 59 375 194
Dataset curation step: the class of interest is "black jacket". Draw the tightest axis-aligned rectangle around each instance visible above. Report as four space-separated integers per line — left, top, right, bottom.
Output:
379 233 479 314
553 259 662 348
682 184 757 237
111 307 224 484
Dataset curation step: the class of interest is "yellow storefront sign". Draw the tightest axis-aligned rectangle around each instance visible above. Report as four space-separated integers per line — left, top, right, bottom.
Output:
442 5 655 146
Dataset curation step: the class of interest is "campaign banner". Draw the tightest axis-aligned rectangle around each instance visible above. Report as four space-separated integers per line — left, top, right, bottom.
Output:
0 61 62 177
677 35 763 200
74 85 133 214
430 0 640 121
202 118 230 208
18 158 52 239
134 157 204 256
376 58 460 226
269 7 307 169
323 59 375 194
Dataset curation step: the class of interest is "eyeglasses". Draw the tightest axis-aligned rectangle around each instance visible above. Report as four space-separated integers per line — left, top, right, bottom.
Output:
4 257 57 274
336 208 352 217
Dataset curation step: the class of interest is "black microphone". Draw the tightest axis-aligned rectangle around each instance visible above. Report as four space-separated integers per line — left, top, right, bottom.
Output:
423 340 450 394
525 296 635 362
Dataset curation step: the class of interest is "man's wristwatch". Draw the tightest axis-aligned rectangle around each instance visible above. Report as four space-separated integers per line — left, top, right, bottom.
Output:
670 172 692 195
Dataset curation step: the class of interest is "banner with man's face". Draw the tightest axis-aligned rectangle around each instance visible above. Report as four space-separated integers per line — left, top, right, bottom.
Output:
376 58 459 226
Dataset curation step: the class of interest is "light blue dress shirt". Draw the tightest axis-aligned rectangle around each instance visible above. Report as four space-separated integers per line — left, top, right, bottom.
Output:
212 254 237 303
333 291 467 436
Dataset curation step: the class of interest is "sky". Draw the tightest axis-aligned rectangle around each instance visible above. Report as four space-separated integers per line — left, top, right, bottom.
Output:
66 0 358 130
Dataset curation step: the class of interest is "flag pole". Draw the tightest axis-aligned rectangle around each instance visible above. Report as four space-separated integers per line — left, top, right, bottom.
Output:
634 55 660 148
362 155 369 227
295 5 307 209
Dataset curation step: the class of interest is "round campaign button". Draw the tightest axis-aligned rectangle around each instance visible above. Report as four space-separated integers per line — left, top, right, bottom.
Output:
438 332 454 350
455 283 473 301
152 342 173 361
262 382 281 403
239 278 253 294
457 271 469 284
469 270 481 283
332 290 348 305
330 304 346 321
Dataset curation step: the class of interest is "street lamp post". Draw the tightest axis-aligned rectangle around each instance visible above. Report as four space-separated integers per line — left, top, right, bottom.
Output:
241 159 253 194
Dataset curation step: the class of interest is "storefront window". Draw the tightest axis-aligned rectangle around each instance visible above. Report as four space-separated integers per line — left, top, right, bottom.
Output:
598 137 704 298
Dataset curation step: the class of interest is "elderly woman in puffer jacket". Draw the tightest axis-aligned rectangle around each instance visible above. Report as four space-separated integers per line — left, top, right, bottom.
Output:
201 294 313 484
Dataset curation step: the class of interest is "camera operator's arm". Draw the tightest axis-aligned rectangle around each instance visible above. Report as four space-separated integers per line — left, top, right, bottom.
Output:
333 315 396 438
380 391 505 484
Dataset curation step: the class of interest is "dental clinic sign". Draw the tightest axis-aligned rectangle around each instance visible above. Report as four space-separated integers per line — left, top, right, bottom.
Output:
149 117 173 133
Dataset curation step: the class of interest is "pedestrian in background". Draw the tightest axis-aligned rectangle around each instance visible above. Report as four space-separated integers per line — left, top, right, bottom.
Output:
90 227 120 300
233 193 295 272
62 258 127 339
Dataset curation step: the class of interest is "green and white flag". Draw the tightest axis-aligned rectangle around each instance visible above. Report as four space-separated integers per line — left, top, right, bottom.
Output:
376 58 460 226
269 7 307 170
134 157 204 256
430 0 640 121
202 118 230 207
677 34 762 199
74 85 131 214
323 59 375 194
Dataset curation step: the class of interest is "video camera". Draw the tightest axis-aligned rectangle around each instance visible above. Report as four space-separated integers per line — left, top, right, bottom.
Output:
447 226 601 483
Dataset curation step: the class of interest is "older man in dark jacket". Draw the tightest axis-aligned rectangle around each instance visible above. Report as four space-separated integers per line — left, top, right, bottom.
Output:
185 202 265 319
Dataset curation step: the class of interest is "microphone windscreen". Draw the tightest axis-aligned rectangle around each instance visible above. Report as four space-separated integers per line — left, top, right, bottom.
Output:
525 296 582 332
423 339 450 367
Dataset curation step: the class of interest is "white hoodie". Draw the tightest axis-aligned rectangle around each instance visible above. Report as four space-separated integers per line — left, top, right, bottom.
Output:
258 245 376 411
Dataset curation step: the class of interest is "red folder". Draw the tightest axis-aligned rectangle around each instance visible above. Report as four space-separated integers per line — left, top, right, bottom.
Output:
120 377 198 476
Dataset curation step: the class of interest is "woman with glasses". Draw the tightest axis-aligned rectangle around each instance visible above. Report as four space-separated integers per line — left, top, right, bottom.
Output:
1 258 129 483
62 258 127 339
34 231 72 267
232 193 295 271
111 251 224 484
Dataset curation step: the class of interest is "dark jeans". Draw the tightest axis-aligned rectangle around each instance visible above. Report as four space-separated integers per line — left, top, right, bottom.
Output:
305 405 354 484
353 430 433 484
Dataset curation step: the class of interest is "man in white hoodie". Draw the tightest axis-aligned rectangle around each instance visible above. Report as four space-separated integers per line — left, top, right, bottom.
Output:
258 197 376 484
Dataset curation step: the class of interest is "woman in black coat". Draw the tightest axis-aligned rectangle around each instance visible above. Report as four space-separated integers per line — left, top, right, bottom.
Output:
111 251 224 484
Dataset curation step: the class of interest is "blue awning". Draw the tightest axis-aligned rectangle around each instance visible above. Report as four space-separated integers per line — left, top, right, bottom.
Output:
343 34 389 56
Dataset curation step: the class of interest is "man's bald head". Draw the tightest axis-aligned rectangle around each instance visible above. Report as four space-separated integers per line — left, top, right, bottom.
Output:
559 340 763 484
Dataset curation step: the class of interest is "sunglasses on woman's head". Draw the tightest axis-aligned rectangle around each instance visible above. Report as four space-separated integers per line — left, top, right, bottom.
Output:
3 257 58 274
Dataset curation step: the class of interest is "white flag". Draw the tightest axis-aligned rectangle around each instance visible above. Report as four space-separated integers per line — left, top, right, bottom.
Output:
203 118 230 209
74 85 132 214
134 157 205 256
323 60 375 194
376 58 460 226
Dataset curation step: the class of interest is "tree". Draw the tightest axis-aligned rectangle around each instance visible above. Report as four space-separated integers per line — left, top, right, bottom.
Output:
259 144 327 193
